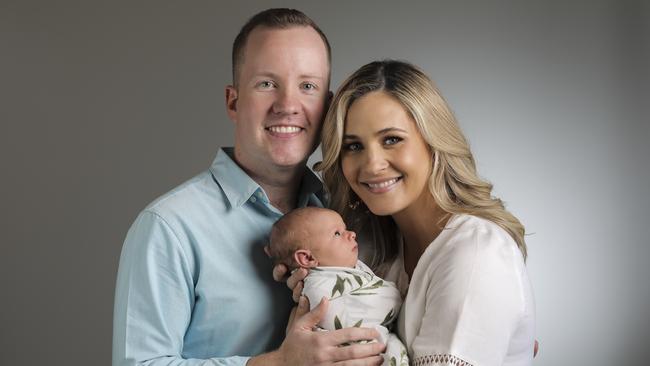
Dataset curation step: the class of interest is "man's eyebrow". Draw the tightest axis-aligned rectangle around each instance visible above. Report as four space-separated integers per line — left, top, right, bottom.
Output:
299 74 327 80
343 127 408 139
251 72 278 79
251 72 327 80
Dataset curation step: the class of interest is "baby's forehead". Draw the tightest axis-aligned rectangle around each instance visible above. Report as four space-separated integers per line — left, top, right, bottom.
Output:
297 211 327 228
294 208 334 222
294 209 336 233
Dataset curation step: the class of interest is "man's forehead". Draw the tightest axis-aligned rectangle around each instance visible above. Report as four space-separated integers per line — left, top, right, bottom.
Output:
248 25 325 48
244 27 328 63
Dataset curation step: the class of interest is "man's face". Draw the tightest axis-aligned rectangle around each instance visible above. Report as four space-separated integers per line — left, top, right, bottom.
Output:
226 26 330 173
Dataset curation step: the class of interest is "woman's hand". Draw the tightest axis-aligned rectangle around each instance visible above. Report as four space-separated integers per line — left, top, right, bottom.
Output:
248 296 385 366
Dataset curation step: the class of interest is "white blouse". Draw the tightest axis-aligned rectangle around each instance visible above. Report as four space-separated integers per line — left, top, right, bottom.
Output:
384 214 535 366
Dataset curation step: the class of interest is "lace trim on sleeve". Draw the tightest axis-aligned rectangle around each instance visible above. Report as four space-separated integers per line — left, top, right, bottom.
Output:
413 354 474 366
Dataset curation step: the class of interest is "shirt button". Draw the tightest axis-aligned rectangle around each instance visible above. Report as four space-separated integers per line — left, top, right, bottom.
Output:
250 196 257 203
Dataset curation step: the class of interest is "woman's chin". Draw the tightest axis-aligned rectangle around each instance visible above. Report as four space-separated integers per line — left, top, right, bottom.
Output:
364 203 399 217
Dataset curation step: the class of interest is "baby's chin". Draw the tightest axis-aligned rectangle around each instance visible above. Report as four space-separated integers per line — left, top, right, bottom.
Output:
348 255 358 268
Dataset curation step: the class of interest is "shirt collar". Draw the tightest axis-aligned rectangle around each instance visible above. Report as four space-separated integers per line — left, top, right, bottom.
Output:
297 164 325 208
209 147 324 209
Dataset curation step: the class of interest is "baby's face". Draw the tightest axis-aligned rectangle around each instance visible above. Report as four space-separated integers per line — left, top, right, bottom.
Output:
306 210 358 267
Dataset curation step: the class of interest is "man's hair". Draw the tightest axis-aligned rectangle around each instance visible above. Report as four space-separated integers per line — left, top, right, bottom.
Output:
231 8 331 86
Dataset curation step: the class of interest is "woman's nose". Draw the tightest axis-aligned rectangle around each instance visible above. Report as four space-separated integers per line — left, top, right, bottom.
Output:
363 147 388 173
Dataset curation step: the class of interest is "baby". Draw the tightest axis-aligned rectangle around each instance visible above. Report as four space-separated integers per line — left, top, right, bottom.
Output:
268 207 408 366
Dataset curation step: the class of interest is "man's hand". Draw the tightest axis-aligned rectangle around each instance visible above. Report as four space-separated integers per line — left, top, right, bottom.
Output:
248 296 385 366
269 250 309 302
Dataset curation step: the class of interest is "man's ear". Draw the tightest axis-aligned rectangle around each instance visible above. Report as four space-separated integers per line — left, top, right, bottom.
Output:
225 85 238 121
294 249 318 268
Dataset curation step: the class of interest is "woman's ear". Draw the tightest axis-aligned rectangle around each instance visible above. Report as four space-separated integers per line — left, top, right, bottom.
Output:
294 249 318 268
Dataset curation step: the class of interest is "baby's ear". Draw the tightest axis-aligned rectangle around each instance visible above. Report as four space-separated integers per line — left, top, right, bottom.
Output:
294 249 318 268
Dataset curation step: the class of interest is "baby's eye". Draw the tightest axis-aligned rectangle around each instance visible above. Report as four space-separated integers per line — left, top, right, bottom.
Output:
334 231 341 237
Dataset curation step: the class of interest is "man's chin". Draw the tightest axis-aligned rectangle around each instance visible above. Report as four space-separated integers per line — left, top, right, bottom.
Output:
271 158 309 170
268 151 311 169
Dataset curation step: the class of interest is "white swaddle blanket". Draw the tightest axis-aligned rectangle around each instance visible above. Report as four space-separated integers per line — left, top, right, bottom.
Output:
302 261 408 366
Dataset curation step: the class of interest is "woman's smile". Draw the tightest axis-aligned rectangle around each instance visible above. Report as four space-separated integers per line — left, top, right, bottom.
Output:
361 176 402 193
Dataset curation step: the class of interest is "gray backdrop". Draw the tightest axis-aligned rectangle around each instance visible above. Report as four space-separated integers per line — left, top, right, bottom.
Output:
2 1 649 365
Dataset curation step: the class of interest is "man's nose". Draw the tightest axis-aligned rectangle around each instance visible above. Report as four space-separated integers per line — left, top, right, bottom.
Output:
272 87 300 115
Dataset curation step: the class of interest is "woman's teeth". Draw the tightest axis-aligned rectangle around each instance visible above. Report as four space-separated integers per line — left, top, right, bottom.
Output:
367 178 399 188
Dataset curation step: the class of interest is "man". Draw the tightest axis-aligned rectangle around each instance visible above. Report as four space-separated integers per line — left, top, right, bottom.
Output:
112 8 385 366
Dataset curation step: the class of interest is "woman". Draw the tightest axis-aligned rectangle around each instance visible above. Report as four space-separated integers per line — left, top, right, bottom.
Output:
315 60 535 366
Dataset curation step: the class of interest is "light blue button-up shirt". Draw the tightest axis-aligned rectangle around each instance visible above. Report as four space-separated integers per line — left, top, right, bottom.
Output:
113 147 324 366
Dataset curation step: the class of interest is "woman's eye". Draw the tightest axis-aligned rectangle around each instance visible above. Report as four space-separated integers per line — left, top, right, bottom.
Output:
334 231 341 237
384 136 403 145
343 142 362 152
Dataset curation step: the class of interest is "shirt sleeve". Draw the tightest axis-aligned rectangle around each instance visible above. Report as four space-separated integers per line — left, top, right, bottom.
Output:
112 210 250 366
410 226 526 366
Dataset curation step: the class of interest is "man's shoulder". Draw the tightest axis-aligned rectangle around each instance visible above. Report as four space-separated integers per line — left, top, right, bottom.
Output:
143 169 228 220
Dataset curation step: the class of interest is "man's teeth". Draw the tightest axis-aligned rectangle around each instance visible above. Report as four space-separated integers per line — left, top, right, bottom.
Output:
367 178 399 188
268 126 301 133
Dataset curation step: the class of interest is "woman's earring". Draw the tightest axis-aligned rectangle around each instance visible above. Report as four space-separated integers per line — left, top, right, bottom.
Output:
348 200 360 210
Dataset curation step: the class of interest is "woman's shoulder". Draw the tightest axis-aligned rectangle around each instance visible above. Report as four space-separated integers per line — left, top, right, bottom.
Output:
444 214 518 247
429 214 524 269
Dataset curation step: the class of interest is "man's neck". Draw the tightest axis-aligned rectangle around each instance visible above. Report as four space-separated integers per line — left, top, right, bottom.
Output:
257 173 302 214
234 155 305 214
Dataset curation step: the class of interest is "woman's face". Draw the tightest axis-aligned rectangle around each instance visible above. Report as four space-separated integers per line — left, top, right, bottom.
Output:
341 91 433 217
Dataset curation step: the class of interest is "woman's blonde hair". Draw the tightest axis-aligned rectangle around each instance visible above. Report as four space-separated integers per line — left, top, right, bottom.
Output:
315 60 527 269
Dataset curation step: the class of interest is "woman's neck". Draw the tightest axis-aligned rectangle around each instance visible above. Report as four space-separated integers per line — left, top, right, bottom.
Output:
392 194 450 278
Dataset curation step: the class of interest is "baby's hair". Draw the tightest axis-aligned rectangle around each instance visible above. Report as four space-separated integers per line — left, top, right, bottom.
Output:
268 207 331 269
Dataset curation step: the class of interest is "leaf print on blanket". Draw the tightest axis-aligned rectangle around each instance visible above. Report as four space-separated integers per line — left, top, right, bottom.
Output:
331 275 347 297
330 276 385 300
390 349 409 366
381 309 395 328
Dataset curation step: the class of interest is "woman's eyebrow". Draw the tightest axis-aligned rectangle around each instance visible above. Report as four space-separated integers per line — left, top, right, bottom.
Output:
376 127 408 134
343 127 408 140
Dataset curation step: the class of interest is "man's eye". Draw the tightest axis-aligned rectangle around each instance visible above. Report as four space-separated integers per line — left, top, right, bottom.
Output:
258 81 274 88
301 82 317 91
334 231 341 237
384 136 403 145
343 142 362 152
